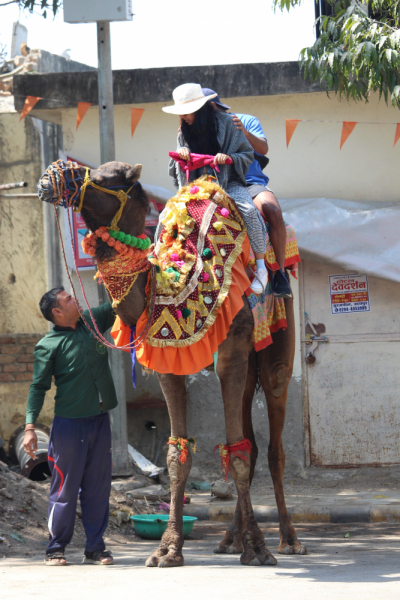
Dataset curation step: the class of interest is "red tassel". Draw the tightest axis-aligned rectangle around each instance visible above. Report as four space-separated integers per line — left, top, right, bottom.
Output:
214 439 252 481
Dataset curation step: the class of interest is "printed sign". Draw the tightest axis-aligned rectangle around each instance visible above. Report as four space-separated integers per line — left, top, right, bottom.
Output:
329 274 370 315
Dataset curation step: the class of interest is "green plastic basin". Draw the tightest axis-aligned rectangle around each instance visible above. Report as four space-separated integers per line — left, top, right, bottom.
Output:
130 514 197 540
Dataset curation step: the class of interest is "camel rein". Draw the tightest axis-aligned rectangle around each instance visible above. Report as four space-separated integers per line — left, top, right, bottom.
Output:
51 166 156 351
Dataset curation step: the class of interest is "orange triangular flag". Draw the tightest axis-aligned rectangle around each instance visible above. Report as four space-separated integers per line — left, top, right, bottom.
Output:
131 108 144 137
340 121 357 149
286 119 300 148
19 96 41 121
393 123 400 148
76 102 92 130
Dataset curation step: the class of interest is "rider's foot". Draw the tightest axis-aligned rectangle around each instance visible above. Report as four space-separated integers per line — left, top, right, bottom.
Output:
250 268 269 295
272 269 292 298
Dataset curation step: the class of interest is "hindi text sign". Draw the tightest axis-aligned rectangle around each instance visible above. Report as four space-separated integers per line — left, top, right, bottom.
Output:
329 274 370 315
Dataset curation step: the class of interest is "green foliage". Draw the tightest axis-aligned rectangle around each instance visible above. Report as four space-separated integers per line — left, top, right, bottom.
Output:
8 1 62 18
275 0 400 107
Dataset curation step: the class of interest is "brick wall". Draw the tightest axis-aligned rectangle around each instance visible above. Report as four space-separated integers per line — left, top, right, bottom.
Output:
0 334 46 383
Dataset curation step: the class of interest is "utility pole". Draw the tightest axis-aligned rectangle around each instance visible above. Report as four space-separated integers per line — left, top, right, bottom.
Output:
64 0 133 476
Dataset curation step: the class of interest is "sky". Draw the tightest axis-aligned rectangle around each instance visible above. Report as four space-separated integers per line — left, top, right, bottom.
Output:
0 0 316 70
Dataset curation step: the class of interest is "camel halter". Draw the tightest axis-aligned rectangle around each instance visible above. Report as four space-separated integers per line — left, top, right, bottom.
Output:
75 167 135 232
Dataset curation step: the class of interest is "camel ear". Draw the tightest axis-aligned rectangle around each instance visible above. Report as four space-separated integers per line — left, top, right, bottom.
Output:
125 164 142 185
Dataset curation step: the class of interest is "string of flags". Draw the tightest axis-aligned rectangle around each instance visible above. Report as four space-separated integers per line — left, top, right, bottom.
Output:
18 95 400 148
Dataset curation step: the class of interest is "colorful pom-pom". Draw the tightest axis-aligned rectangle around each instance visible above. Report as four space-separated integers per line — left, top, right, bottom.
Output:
221 208 229 218
170 253 179 261
203 272 209 282
156 265 161 273
182 308 191 318
203 248 212 260
190 186 199 194
176 310 182 319
124 234 132 245
213 221 223 231
172 229 178 239
108 237 116 247
199 294 204 303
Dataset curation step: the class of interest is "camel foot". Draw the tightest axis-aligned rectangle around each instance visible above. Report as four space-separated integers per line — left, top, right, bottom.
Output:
278 537 307 555
240 528 277 566
214 532 243 555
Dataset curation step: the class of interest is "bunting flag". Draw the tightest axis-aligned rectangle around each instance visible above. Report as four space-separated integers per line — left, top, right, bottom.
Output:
76 102 93 130
340 121 357 149
286 119 300 148
19 96 41 122
131 108 144 137
393 123 400 148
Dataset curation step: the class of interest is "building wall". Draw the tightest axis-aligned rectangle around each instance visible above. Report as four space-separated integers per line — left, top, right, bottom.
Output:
0 113 47 334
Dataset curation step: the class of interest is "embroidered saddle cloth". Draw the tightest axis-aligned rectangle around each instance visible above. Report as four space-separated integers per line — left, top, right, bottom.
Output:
146 179 247 347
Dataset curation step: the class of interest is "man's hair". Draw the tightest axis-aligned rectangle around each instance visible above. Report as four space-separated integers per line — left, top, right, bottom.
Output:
180 102 221 156
39 287 64 323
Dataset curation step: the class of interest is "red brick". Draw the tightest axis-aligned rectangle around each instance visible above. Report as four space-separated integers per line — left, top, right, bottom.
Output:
17 355 34 363
0 336 16 345
0 373 15 382
0 345 22 355
0 355 16 365
15 373 33 382
24 345 37 354
27 363 34 372
20 335 44 344
4 363 27 373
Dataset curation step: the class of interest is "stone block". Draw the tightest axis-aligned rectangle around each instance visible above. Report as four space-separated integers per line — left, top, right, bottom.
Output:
17 355 34 363
0 355 16 365
0 336 16 345
15 373 33 381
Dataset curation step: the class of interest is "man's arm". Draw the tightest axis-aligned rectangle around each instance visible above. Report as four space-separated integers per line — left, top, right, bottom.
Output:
232 115 269 156
84 302 116 334
24 344 54 459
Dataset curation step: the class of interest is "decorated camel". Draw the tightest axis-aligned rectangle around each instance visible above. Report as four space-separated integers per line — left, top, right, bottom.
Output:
38 159 306 567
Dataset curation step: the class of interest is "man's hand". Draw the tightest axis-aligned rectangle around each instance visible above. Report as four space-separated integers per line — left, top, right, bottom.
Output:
232 115 246 133
178 148 191 161
214 153 231 165
23 429 38 461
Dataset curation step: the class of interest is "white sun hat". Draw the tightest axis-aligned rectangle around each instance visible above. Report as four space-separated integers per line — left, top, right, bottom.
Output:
162 83 217 115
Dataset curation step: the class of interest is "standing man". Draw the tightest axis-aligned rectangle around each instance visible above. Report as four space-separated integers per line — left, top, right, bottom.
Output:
23 287 117 566
202 88 292 298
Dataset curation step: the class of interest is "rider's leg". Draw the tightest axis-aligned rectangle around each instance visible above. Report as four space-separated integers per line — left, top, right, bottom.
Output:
225 183 268 294
253 191 286 271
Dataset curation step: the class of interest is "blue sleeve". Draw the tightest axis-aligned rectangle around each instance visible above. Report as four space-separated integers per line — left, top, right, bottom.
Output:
237 114 267 141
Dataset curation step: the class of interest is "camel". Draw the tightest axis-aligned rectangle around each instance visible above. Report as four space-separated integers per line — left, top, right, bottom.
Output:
38 160 306 567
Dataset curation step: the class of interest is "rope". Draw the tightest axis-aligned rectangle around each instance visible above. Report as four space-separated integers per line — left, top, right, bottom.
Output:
53 204 156 351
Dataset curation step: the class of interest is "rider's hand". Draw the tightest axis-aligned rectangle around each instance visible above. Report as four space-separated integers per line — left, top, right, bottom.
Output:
23 429 38 461
178 148 191 161
232 115 246 133
214 153 230 165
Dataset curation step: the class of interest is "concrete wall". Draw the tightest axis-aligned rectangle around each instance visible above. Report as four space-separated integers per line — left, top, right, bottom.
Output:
0 113 47 334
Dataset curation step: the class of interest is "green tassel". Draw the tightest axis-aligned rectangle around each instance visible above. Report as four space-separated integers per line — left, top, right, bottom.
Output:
182 308 191 318
203 248 212 260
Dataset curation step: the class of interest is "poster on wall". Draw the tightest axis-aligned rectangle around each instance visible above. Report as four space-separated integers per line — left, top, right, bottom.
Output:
329 274 370 315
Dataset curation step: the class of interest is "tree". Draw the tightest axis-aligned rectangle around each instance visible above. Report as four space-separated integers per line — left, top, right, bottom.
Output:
0 0 61 18
275 0 400 107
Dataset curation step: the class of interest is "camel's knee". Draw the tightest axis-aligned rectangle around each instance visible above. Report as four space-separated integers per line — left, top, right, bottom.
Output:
230 456 251 482
269 363 291 398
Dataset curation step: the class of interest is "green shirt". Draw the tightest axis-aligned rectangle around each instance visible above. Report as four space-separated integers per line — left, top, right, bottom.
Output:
26 303 118 424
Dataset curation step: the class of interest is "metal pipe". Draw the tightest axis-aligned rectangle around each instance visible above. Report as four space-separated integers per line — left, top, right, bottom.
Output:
0 181 28 191
8 425 50 481
0 193 37 199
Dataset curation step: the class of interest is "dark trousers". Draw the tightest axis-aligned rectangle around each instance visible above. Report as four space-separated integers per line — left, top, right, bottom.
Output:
46 412 112 554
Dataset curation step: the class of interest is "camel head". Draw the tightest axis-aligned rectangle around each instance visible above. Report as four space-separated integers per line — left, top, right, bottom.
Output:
38 160 149 261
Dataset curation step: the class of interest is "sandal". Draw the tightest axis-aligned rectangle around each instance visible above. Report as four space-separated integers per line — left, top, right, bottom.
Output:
83 550 114 565
45 551 66 566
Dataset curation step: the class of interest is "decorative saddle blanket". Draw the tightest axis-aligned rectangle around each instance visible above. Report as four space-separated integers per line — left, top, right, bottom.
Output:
146 178 247 347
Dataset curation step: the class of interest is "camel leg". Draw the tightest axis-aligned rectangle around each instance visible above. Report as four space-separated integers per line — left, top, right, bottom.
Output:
258 297 307 555
216 305 277 566
214 349 258 555
145 373 191 568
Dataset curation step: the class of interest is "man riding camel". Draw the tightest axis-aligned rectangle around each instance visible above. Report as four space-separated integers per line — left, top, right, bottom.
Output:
202 88 292 299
